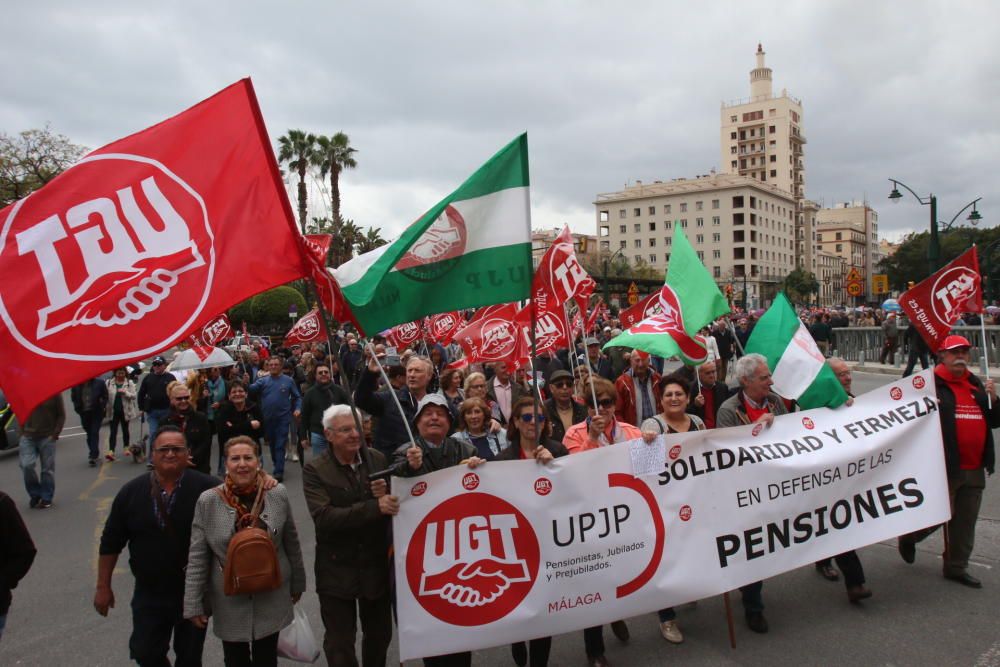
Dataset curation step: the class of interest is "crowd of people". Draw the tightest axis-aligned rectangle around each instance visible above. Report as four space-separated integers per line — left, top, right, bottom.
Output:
4 309 997 666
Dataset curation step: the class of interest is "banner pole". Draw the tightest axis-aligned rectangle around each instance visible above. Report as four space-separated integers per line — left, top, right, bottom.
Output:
723 592 736 649
530 297 541 449
562 303 579 381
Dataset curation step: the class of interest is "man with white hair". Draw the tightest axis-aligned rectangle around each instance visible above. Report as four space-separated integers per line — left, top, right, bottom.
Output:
303 404 397 666
715 353 788 634
356 354 433 458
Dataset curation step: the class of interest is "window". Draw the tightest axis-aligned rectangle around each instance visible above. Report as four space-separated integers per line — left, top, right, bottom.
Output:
730 115 737 123
731 160 738 169
733 196 744 208
665 237 672 246
649 254 657 263
730 131 737 140
680 219 688 228
664 204 672 214
649 238 656 247
647 222 655 231
712 233 721 242
734 247 745 259
619 224 626 233
665 221 672 230
634 239 642 248
619 209 626 219
634 208 641 217
599 210 609 222
619 240 627 249
696 234 704 243
836 244 843 252
769 125 775 134
770 170 777 177
634 255 642 265
680 203 688 212
836 232 843 240
712 199 720 209
734 213 745 225
733 230 745 242
713 249 721 259
696 217 704 227
696 201 703 211
712 216 720 226
634 223 641 233
697 251 705 261
749 196 757 209
714 266 721 278
770 155 776 162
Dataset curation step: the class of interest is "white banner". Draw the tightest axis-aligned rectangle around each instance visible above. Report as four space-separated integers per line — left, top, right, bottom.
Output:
391 370 950 660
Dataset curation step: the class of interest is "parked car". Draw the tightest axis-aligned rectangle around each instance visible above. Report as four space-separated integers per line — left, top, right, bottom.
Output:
0 388 20 450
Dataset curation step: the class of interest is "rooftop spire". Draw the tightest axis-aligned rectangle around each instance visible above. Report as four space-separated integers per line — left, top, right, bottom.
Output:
750 44 772 99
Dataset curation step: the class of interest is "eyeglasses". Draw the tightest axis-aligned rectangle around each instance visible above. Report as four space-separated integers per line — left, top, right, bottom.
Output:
173 395 191 401
596 398 616 408
316 370 331 375
154 446 187 455
519 413 546 423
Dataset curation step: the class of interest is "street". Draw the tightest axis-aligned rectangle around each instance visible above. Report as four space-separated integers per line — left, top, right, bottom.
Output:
1 370 998 666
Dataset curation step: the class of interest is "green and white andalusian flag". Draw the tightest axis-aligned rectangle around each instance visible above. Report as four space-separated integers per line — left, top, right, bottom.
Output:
602 226 729 364
333 134 532 334
746 293 849 409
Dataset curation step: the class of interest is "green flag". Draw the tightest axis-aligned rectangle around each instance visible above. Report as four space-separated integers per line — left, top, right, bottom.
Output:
603 226 730 363
746 293 849 409
334 134 532 333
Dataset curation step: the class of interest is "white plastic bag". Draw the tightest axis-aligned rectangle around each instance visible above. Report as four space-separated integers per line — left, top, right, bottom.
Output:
277 605 321 663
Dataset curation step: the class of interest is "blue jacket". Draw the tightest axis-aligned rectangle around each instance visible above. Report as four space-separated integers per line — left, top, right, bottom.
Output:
250 374 301 420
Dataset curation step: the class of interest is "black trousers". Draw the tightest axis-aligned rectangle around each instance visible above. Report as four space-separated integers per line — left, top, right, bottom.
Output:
423 654 471 666
319 593 392 667
511 638 552 666
130 586 206 667
109 409 130 450
221 632 278 667
817 552 866 587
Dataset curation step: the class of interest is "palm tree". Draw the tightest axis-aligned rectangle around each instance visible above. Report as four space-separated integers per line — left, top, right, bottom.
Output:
313 132 357 223
356 227 387 254
277 129 318 233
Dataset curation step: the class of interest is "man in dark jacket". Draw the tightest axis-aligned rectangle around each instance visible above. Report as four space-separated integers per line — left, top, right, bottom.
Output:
355 355 432 459
72 377 108 466
901 324 931 377
299 363 351 458
303 404 397 667
18 393 65 508
712 318 736 381
687 360 732 430
137 356 176 440
340 338 365 388
0 489 36 639
160 382 213 474
544 370 588 444
578 337 614 380
898 335 999 588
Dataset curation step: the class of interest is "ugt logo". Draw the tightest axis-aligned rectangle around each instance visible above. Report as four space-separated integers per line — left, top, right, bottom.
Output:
931 266 978 325
406 493 540 626
293 313 321 341
0 154 213 360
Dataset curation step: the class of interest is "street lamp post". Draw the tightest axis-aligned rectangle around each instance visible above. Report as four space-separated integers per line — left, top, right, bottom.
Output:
888 179 983 272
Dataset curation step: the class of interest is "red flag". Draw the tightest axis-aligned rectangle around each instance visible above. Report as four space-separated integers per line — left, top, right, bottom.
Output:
241 320 251 346
385 320 423 350
302 233 361 332
454 302 521 368
428 311 464 346
196 313 232 347
532 225 596 314
585 297 606 335
284 308 328 347
513 303 567 364
619 293 661 328
185 334 215 361
0 79 309 417
900 247 982 352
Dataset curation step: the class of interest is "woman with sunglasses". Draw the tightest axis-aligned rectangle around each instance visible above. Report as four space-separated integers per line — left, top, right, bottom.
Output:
639 375 705 645
562 378 640 666
497 397 567 667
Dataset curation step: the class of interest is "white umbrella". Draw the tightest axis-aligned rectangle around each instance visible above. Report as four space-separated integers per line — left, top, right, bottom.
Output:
168 347 235 372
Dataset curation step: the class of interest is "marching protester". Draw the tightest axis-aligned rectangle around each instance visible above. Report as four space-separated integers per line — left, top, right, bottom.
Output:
563 378 640 666
716 353 787 634
163 382 214 475
71 376 108 467
452 397 508 460
138 355 177 444
184 436 305 667
393 393 485 667
487 361 524 425
0 489 36 640
901 321 931 377
579 337 614 380
687 359 732 429
356 354 433 459
879 312 898 364
498 396 568 666
711 318 736 380
249 357 303 482
17 393 65 510
897 335 998 588
813 357 872 602
105 368 138 462
216 381 264 476
95 427 221 666
299 363 351 459
303 405 397 667
614 350 662 428
543 370 587 444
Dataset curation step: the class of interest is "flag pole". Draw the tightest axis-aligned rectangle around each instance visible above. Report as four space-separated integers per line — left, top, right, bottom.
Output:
530 298 541 449
975 245 992 408
561 302 579 382
366 342 419 447
582 297 600 411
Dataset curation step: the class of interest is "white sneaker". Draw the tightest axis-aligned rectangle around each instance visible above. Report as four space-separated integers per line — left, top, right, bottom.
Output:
659 620 683 644
290 452 300 462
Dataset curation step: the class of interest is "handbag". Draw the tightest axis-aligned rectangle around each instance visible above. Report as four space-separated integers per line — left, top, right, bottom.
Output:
216 483 282 596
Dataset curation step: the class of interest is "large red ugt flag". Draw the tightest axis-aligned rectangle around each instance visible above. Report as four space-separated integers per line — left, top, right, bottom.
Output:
900 247 981 352
0 79 308 417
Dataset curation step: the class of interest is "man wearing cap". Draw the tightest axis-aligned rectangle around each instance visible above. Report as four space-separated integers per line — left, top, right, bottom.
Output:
898 335 998 588
138 356 177 442
579 337 613 381
615 351 662 427
544 370 588 444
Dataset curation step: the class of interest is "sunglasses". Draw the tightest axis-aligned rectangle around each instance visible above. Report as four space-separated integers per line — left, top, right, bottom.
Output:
595 398 615 408
154 446 187 455
173 395 192 401
519 413 546 423
551 381 572 389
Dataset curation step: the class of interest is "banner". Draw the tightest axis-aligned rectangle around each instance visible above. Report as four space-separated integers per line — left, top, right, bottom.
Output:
284 308 327 347
391 370 949 660
900 247 981 352
0 79 308 417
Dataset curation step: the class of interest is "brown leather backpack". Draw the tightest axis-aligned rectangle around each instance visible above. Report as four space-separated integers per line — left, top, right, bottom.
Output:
217 484 281 596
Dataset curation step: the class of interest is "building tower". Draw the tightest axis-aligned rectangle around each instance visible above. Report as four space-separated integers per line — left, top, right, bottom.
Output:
720 45 808 268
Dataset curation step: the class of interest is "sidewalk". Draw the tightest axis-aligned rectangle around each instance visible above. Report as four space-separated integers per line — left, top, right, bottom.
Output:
848 360 1000 377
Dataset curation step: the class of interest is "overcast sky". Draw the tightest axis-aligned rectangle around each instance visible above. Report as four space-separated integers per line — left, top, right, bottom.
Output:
2 1 996 243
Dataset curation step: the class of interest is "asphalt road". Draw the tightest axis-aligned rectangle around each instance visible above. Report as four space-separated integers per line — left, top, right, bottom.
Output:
1 371 998 666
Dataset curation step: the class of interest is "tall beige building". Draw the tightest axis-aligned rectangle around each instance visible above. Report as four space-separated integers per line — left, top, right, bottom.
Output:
720 45 808 266
595 173 798 308
814 202 881 298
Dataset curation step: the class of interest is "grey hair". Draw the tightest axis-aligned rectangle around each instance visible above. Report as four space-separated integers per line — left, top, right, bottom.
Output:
734 353 769 386
406 355 434 373
322 403 360 429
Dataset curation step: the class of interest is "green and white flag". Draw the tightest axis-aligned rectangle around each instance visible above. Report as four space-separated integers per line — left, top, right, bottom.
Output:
603 226 729 364
746 293 848 409
333 134 532 333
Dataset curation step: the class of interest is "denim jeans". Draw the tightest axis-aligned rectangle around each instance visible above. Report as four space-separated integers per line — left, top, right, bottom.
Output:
310 431 329 459
145 408 171 450
263 414 291 477
20 435 56 503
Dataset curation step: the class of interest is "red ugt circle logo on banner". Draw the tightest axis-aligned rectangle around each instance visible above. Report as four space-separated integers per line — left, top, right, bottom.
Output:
406 493 540 626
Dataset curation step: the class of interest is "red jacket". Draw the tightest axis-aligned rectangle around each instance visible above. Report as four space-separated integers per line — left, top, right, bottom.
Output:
615 370 662 427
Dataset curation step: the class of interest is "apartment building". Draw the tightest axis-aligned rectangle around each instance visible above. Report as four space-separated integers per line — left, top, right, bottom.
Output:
815 202 881 297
